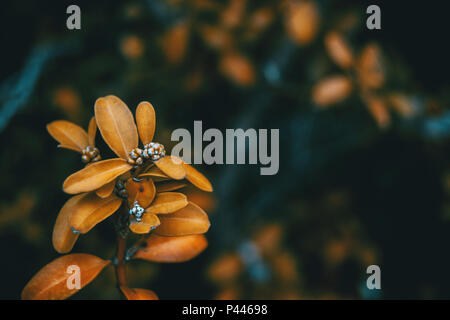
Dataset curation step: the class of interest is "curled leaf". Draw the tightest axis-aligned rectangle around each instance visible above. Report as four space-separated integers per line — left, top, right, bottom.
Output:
154 155 186 180
120 286 158 300
69 193 122 234
155 202 210 236
95 180 116 198
126 178 156 208
139 166 170 181
136 101 156 145
134 234 207 263
52 195 84 254
21 254 110 300
47 120 89 152
184 163 213 192
63 158 132 194
87 117 97 146
145 192 188 214
156 181 187 193
129 213 160 234
94 95 138 159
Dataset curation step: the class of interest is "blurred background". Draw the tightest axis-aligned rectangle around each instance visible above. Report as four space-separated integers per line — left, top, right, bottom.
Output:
0 0 449 299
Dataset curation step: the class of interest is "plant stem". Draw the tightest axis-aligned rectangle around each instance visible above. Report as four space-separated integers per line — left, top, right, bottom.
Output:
115 234 127 298
115 205 129 298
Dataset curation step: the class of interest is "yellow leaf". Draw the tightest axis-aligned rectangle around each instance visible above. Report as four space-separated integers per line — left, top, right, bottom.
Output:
94 95 138 159
154 155 186 180
87 117 97 146
63 158 132 194
136 101 156 145
156 181 187 193
134 234 207 263
47 120 88 153
69 193 122 233
52 195 83 253
184 163 213 192
95 180 116 198
129 213 160 234
21 254 110 300
120 286 158 300
145 192 188 214
155 202 210 236
126 178 156 208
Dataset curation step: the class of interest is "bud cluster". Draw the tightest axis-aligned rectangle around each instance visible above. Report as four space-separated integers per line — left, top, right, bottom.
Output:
127 142 166 167
81 146 101 163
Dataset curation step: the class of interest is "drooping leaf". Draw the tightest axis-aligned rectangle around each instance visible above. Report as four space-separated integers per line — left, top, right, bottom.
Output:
183 163 213 192
87 117 97 146
52 195 84 254
120 286 158 300
139 166 170 181
156 181 187 193
145 192 188 214
69 193 122 233
129 213 160 234
134 234 207 263
136 101 156 145
154 155 186 180
155 202 210 236
21 254 110 300
63 159 132 194
126 178 156 208
94 95 138 159
95 180 116 198
47 120 89 153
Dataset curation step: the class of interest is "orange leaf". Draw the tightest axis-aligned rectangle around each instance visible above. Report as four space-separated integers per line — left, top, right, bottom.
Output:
136 101 156 145
95 180 116 198
94 95 138 159
63 158 132 194
312 75 353 107
129 213 160 234
69 193 122 233
52 195 83 254
87 117 97 146
139 166 170 181
21 254 110 300
156 181 187 193
145 192 188 214
47 120 89 152
184 163 213 192
154 155 186 180
126 178 156 208
120 286 158 300
134 234 207 263
155 202 210 236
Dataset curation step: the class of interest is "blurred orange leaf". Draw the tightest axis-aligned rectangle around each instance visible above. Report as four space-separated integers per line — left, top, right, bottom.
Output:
134 234 207 263
120 286 158 300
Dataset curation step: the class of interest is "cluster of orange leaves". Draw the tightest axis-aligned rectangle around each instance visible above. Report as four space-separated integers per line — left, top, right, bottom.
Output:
21 95 213 300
